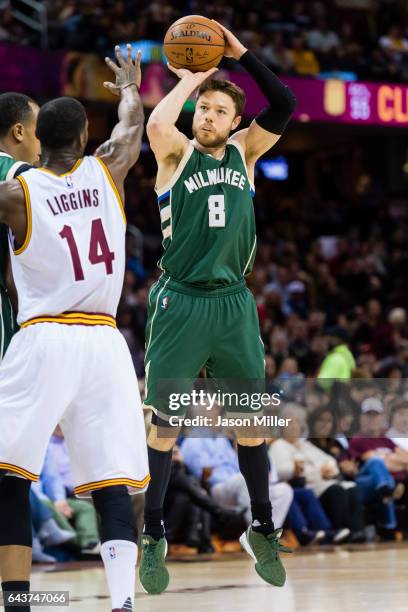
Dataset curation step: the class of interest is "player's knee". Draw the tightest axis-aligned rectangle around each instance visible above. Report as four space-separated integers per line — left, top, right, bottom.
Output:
0 476 32 547
92 485 137 544
148 424 177 451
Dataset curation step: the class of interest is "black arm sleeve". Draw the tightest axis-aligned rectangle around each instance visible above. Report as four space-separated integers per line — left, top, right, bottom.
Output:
238 51 297 134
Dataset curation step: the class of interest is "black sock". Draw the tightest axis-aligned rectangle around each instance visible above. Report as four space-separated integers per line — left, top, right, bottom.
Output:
92 485 137 544
2 581 30 612
0 477 32 547
237 443 275 535
144 446 173 540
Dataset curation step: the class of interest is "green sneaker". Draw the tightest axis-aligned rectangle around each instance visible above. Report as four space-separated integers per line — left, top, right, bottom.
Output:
239 527 292 587
139 535 169 594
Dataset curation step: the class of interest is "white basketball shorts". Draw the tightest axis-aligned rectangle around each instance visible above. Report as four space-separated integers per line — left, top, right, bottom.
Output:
0 322 150 498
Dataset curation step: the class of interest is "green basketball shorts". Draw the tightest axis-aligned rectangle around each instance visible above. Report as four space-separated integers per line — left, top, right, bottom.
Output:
144 275 265 421
0 287 17 363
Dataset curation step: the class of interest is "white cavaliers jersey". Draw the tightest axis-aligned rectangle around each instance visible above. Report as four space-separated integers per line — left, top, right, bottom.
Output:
10 156 126 326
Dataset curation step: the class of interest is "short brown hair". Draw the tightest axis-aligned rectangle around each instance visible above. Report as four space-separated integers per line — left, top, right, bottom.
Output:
197 78 246 117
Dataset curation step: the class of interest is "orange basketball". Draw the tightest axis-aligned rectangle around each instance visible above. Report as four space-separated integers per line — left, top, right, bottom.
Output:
164 15 225 73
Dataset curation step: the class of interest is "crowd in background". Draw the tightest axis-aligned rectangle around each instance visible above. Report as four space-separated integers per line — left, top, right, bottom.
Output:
4 0 408 81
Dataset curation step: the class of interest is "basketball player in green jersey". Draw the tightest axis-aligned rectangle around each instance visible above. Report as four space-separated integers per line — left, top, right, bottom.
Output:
0 93 40 360
140 23 296 593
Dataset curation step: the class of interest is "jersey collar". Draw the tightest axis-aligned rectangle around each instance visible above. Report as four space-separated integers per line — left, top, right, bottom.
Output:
192 139 227 162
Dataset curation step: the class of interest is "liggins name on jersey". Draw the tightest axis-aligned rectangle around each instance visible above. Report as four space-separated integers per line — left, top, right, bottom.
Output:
47 188 100 216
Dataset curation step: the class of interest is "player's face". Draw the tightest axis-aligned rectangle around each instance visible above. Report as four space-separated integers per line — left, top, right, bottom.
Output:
193 91 241 148
20 103 41 164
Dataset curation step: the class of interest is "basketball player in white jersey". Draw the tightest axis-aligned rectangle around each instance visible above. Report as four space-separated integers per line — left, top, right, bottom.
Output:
0 45 147 612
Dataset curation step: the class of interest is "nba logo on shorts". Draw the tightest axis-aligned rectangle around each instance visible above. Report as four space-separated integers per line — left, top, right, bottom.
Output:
109 546 116 559
65 175 74 189
161 296 169 310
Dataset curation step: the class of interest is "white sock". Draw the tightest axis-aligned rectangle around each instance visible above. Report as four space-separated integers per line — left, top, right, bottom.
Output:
100 540 137 610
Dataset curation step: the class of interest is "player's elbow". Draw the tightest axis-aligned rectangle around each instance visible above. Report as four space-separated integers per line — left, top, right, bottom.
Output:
274 86 297 116
278 87 297 116
146 116 169 141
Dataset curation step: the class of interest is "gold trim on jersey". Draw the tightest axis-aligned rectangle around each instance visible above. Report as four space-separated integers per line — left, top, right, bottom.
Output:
14 175 32 255
21 312 117 329
74 474 151 496
37 158 83 177
0 462 39 482
95 157 127 224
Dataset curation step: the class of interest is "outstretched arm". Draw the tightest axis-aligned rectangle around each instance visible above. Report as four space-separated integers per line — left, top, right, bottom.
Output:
147 64 218 191
216 23 297 167
95 44 144 194
147 64 218 163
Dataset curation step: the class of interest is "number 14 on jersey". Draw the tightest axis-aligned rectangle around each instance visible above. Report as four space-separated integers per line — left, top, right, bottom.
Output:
60 218 115 282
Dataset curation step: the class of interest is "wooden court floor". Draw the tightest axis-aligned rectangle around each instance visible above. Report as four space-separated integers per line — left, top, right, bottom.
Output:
30 544 408 612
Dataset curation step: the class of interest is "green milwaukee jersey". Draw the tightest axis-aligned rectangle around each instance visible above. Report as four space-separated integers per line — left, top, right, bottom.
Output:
0 152 30 290
156 140 257 287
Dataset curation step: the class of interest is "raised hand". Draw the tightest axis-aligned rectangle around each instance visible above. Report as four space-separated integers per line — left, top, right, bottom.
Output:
104 44 142 95
211 20 247 60
167 62 218 85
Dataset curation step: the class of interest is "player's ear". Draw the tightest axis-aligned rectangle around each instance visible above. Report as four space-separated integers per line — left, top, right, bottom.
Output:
232 114 242 131
11 123 24 144
79 123 89 151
